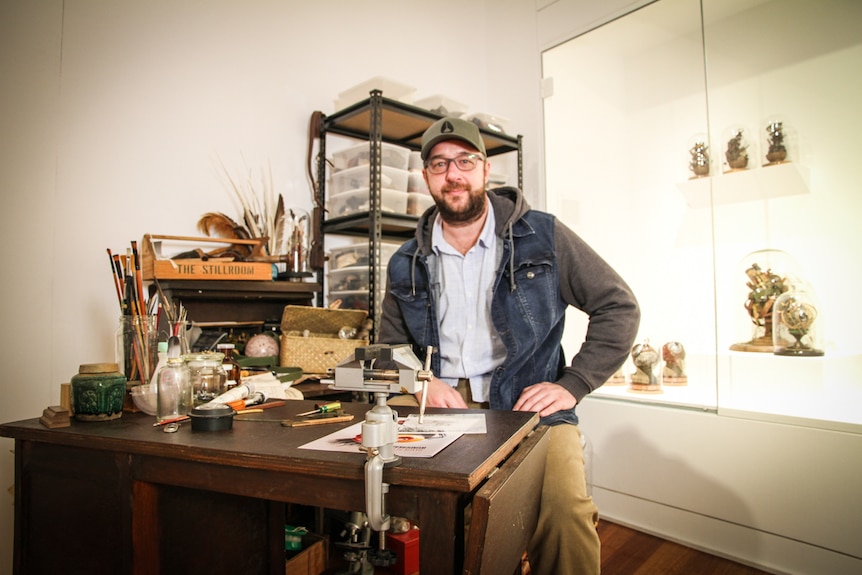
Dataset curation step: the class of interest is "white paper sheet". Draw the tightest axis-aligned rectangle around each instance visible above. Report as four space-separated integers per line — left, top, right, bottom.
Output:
299 421 462 458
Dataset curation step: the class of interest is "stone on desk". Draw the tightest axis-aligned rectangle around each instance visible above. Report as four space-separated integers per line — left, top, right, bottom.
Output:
39 405 71 429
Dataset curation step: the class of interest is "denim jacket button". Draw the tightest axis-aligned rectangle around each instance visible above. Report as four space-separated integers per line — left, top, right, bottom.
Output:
526 271 535 279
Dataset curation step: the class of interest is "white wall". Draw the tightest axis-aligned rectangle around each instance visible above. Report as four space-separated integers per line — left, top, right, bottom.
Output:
0 1 543 570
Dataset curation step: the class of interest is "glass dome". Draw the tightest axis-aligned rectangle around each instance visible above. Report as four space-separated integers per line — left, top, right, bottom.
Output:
729 249 802 353
773 281 825 356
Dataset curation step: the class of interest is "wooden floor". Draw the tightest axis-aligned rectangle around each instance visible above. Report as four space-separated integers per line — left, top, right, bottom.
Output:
597 520 773 575
325 519 774 574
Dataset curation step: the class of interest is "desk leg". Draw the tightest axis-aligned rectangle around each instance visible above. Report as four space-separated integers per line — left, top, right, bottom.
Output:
417 492 464 575
131 481 160 575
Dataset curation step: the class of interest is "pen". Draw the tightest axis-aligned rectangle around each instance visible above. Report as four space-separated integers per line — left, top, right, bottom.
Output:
153 415 190 427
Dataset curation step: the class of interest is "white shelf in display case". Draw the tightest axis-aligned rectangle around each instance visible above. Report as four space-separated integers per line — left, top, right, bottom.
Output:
677 162 810 209
717 351 862 433
591 353 718 411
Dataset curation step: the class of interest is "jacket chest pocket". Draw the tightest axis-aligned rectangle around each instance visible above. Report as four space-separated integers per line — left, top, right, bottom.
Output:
509 259 560 324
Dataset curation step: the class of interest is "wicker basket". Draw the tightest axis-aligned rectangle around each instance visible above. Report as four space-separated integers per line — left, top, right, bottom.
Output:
279 306 369 374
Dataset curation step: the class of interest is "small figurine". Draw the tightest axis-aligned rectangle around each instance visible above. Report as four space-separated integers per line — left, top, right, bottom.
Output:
661 341 687 386
629 340 661 393
725 129 749 171
765 121 788 164
689 140 710 178
605 366 626 386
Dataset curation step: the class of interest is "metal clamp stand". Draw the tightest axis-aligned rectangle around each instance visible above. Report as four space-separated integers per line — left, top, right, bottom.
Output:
330 344 433 571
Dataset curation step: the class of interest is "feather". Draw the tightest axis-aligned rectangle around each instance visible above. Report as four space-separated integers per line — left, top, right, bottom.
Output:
196 212 252 259
272 194 285 255
197 212 246 239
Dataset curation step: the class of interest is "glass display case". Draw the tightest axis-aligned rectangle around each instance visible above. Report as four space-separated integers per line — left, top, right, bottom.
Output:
542 0 862 431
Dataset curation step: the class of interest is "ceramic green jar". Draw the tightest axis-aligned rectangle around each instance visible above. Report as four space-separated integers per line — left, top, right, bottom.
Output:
71 363 126 421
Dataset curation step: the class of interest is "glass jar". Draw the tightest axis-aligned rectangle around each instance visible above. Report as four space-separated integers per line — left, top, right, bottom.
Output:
116 315 158 384
183 352 227 405
71 363 127 421
276 207 313 281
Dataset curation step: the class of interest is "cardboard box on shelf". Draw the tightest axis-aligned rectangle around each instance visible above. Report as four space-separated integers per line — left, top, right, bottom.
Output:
285 532 329 575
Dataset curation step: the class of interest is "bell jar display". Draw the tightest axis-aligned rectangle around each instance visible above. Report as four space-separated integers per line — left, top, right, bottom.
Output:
687 133 711 179
761 116 795 166
729 249 801 353
773 282 825 356
629 339 662 393
722 125 752 173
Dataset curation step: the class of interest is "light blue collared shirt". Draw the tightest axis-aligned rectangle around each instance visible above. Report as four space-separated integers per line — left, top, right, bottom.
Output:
432 206 505 402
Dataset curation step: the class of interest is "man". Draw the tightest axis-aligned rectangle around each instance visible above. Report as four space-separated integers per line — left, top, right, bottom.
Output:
378 117 640 574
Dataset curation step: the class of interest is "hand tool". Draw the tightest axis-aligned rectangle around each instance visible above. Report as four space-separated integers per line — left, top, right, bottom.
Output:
233 400 287 414
281 413 355 427
298 401 342 417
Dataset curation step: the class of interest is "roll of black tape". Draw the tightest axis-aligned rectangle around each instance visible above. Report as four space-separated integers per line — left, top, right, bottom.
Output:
190 402 234 431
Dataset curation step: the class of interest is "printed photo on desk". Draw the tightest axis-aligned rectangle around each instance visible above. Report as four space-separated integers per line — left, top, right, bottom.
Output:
299 421 462 458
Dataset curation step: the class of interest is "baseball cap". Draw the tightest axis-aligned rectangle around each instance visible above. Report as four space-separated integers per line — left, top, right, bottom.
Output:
420 117 486 161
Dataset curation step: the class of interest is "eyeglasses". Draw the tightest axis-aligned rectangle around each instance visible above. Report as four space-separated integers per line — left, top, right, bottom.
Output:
424 153 485 175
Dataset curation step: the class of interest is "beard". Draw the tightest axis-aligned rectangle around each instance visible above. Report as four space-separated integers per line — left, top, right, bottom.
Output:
433 182 487 224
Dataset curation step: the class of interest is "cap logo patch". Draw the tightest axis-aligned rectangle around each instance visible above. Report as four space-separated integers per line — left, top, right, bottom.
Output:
441 121 454 134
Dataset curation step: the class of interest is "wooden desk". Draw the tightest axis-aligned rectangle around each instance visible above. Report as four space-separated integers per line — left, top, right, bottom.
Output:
1 401 539 575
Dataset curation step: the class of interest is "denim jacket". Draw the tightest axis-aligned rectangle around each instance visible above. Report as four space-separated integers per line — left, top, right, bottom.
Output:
379 187 640 426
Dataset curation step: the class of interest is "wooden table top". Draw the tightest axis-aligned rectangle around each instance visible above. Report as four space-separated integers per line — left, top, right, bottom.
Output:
1 399 539 494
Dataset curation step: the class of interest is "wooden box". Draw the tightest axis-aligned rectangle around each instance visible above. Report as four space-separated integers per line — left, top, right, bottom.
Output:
279 305 368 374
285 532 328 575
141 234 273 281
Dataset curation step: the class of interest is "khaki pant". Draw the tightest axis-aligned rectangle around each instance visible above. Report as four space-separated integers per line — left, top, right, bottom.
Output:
389 384 601 574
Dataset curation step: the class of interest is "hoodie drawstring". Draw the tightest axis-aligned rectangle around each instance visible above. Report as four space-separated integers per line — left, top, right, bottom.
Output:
508 222 516 292
410 246 420 295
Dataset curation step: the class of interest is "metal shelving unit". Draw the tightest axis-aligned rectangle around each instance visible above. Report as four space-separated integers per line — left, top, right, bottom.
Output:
314 90 523 340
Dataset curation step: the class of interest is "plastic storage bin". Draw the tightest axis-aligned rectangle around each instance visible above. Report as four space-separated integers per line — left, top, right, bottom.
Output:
329 267 368 292
334 76 416 110
328 266 386 292
407 192 435 216
330 165 409 195
408 172 428 194
332 142 411 172
415 94 469 118
328 290 373 311
328 242 400 271
327 187 408 218
408 151 423 171
466 113 512 135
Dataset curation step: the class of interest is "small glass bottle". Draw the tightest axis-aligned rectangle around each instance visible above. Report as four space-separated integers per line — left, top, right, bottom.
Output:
156 337 192 422
149 341 169 387
217 342 241 390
